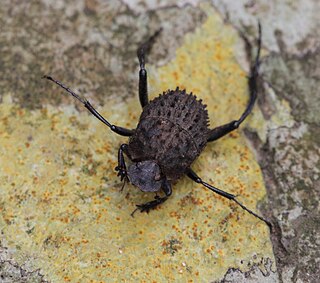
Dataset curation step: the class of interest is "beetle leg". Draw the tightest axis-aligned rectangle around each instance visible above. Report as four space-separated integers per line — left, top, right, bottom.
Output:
43 76 134 137
186 168 272 229
207 23 261 142
131 178 171 217
137 28 162 108
115 144 129 182
137 46 148 108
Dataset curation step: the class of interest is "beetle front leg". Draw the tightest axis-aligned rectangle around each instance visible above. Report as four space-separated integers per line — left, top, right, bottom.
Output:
131 178 172 217
115 144 129 181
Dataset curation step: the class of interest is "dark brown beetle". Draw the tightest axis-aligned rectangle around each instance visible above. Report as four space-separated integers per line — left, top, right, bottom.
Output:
44 24 271 227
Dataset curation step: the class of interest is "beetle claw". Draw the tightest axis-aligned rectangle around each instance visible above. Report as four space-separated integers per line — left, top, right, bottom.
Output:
115 166 127 181
130 204 151 217
131 195 168 217
136 204 151 213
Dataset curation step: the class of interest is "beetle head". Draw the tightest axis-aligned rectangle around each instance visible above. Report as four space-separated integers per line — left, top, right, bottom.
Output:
127 160 163 192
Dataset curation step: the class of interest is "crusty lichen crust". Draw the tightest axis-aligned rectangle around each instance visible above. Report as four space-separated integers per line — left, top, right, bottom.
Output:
0 8 275 282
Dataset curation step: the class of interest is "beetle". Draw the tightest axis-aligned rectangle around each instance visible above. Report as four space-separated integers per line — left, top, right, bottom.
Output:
44 23 271 228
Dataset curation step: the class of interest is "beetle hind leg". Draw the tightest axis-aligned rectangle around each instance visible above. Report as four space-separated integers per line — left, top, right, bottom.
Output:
186 168 272 229
115 144 129 181
207 23 261 142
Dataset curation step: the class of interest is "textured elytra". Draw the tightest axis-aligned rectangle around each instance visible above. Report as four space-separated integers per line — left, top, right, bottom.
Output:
127 88 209 180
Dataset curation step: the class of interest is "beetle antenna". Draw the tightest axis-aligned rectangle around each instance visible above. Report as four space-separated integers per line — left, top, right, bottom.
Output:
43 75 86 104
43 75 134 136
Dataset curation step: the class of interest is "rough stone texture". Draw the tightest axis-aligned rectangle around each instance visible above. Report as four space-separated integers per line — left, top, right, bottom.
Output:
0 260 46 283
0 0 319 282
212 0 320 282
220 258 278 283
0 0 206 109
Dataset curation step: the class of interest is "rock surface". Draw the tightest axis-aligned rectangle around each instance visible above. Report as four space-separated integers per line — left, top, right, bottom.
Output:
0 1 319 282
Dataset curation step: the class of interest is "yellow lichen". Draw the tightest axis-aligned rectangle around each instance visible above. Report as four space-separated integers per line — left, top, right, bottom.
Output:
0 8 274 282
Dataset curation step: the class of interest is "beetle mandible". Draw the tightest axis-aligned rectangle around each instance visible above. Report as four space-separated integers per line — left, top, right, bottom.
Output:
44 24 271 228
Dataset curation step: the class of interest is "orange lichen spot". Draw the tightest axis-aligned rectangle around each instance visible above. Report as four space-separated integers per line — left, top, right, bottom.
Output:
169 211 181 219
218 249 224 256
96 213 102 221
17 109 25 116
64 276 71 282
59 217 69 223
194 197 204 205
100 208 107 213
95 148 104 154
253 181 259 189
102 143 111 152
129 111 137 119
214 53 222 61
207 229 213 236
173 225 181 233
71 206 81 214
229 132 239 138
59 179 68 186
240 155 249 162
172 71 179 81
239 164 250 171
